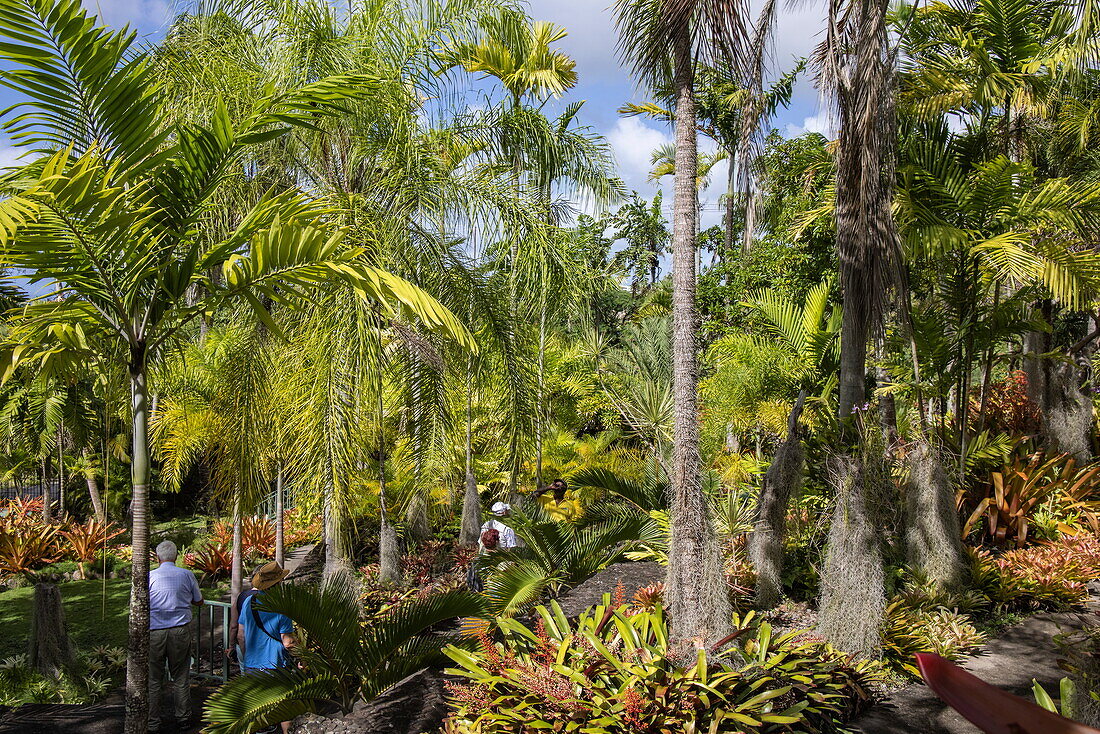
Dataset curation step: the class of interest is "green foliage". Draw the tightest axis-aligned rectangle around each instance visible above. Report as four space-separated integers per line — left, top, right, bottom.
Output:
0 579 131 660
883 602 986 675
480 511 653 615
444 601 879 733
203 578 488 734
960 452 1100 547
0 644 124 707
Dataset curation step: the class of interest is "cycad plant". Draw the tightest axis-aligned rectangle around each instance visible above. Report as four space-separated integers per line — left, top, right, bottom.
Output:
202 577 489 734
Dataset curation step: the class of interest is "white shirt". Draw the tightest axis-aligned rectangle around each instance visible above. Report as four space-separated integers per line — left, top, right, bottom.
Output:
480 518 517 549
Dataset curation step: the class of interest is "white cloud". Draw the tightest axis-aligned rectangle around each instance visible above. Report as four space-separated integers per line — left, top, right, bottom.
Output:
82 0 173 32
607 117 670 190
529 0 625 88
784 113 835 138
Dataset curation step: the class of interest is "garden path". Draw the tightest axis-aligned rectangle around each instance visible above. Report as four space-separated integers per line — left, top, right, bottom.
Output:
854 594 1100 733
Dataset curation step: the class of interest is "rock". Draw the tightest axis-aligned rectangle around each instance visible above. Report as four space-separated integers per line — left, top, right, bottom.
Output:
556 562 665 618
289 669 451 734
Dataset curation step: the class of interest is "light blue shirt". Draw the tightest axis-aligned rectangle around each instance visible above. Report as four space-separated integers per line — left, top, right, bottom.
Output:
149 561 202 630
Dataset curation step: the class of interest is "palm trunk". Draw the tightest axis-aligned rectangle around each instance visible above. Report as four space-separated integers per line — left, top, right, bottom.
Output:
82 448 105 522
665 33 731 648
274 464 284 567
749 390 806 609
41 456 51 522
460 359 481 546
723 151 737 257
57 425 64 517
323 485 339 576
230 496 243 603
535 277 547 490
977 284 1002 426
124 361 151 734
833 0 896 424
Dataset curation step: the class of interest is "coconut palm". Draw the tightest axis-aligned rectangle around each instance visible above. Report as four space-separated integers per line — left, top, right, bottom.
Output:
0 3 474 730
613 0 771 646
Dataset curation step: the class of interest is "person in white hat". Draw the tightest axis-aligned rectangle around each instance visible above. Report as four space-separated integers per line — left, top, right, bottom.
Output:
480 501 517 550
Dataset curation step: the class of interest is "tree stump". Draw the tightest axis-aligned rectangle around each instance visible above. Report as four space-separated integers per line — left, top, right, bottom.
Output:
28 583 73 677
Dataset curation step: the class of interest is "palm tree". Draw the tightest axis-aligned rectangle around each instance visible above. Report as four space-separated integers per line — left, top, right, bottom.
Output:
156 0 534 564
613 0 765 647
738 280 839 607
612 192 671 295
0 3 473 731
152 324 275 600
436 7 578 110
440 11 612 496
813 0 900 423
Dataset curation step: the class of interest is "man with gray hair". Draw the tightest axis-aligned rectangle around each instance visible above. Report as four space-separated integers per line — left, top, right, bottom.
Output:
148 540 204 732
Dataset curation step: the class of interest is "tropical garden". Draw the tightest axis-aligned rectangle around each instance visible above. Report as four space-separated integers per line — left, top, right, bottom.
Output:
1 0 1100 732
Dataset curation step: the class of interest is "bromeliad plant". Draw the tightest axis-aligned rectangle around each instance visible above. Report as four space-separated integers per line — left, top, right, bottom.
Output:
60 519 123 578
960 452 1100 548
443 601 879 733
0 522 59 577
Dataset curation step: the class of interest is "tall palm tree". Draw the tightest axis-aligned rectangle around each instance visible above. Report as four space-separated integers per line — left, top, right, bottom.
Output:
152 323 275 599
814 0 900 423
0 3 473 731
613 0 764 647
156 0 531 562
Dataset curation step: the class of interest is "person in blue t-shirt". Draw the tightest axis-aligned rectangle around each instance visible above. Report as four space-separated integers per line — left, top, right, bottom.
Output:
236 561 296 733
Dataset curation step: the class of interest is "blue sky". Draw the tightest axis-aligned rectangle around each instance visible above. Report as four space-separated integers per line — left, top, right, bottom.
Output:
0 0 833 228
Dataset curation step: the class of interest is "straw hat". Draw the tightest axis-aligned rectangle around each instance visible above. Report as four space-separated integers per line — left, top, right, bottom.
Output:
251 561 289 591
491 501 511 516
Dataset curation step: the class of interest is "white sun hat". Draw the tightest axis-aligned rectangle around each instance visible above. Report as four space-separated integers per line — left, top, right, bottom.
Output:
491 501 511 516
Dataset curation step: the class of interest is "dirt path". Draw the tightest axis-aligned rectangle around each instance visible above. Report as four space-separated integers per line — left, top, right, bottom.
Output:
854 603 1099 733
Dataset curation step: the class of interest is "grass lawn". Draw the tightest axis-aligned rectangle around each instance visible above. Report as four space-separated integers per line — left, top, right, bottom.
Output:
0 579 131 659
0 572 223 660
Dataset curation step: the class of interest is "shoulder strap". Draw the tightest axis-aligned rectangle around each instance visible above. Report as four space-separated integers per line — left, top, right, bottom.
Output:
247 594 283 644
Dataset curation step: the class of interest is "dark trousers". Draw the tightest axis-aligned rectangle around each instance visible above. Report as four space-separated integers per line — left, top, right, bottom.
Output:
148 624 192 726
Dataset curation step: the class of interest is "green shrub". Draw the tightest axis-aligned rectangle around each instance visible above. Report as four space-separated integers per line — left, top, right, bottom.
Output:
0 646 124 707
443 600 880 733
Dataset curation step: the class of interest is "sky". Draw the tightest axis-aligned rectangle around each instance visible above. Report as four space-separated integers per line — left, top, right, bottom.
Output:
0 0 834 228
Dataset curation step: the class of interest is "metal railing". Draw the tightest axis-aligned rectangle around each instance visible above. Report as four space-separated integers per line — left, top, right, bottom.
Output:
192 599 232 682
